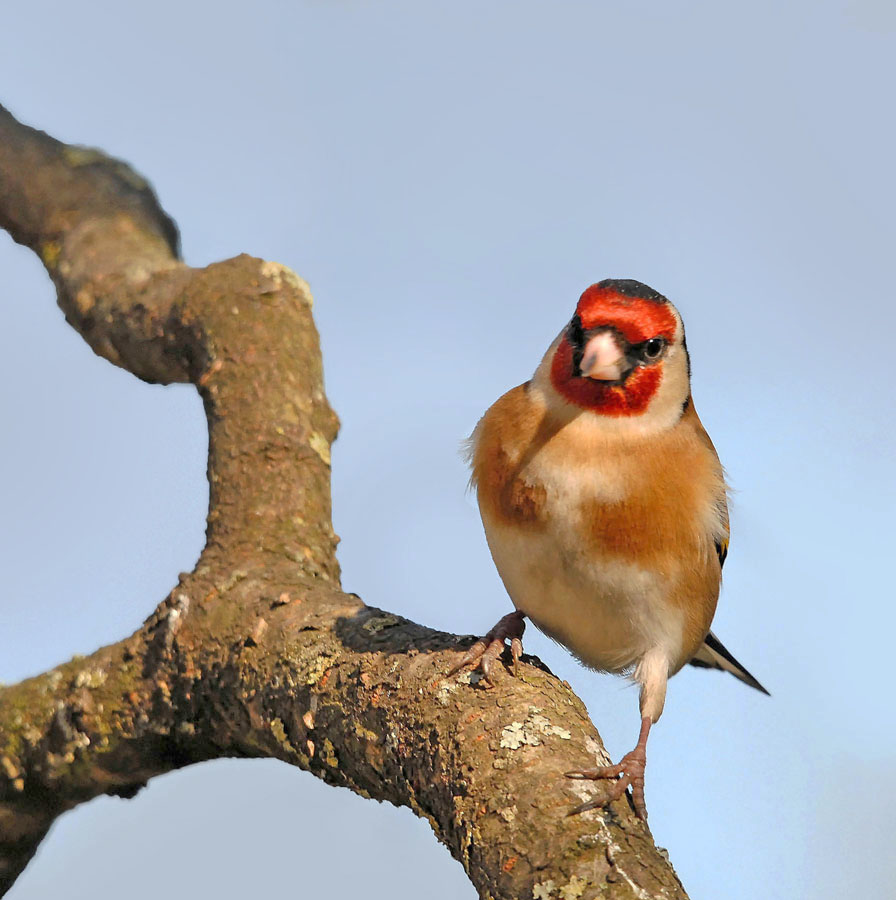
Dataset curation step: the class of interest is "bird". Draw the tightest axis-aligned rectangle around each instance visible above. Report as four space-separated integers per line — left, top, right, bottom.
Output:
450 278 768 820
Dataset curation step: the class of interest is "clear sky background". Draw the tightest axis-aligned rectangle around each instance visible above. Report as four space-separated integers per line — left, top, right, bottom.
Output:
1 2 894 898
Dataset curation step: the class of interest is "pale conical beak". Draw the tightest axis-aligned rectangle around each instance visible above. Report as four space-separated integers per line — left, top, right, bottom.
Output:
580 331 626 381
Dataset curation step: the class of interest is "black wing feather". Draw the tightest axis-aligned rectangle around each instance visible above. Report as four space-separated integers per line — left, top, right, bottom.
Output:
715 537 728 569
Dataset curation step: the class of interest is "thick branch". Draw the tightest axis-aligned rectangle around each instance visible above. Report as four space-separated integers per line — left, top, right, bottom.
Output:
0 104 687 900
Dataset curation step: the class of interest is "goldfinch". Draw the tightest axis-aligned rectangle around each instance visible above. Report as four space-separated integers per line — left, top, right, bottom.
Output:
452 279 767 820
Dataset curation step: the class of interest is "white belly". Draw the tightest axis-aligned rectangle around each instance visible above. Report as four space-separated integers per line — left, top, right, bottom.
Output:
482 514 685 674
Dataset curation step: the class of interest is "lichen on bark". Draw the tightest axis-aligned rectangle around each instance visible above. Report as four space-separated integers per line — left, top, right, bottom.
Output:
0 103 688 900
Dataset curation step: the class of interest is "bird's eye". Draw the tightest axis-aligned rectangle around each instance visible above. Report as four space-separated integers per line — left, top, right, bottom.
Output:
642 338 665 360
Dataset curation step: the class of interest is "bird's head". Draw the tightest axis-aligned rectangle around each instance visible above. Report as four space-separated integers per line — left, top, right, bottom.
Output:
537 279 691 431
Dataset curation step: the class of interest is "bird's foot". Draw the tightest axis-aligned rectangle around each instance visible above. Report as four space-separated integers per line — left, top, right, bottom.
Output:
447 610 526 686
565 745 648 821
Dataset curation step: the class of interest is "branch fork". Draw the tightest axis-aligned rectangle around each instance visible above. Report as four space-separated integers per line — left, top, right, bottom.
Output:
0 104 687 899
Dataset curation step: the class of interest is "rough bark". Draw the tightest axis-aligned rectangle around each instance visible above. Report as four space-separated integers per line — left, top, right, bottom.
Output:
0 103 689 900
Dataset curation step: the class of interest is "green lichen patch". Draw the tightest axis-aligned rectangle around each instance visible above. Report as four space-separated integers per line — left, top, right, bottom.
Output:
302 651 336 685
308 431 331 465
321 738 338 768
270 717 297 756
73 667 107 689
533 875 590 900
362 614 400 635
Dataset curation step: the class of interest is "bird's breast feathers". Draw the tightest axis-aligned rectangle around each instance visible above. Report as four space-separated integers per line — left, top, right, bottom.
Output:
470 382 728 674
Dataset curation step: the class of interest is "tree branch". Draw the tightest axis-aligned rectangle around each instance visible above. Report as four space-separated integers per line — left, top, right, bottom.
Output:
0 104 688 900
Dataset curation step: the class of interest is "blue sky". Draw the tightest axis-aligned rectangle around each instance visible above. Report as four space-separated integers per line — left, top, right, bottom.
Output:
1 2 894 898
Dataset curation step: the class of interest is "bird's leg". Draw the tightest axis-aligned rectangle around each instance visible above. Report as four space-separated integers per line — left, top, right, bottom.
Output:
447 610 526 686
566 715 653 821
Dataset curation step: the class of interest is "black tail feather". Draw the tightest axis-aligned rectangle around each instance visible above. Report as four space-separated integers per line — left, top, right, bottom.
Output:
688 631 770 696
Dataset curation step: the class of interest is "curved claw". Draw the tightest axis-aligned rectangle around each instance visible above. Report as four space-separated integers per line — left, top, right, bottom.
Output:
565 717 652 821
447 611 526 685
565 758 647 820
566 775 639 818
